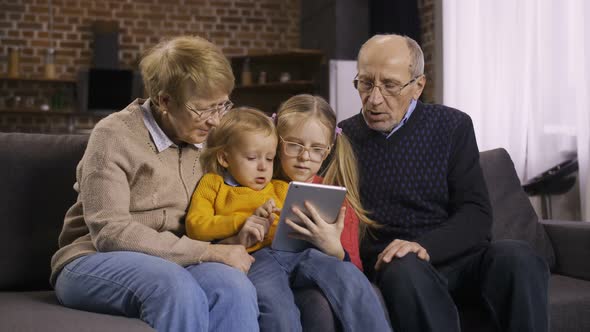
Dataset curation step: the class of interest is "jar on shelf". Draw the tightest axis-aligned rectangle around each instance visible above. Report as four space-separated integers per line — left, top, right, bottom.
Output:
6 95 22 109
279 72 291 83
258 71 267 85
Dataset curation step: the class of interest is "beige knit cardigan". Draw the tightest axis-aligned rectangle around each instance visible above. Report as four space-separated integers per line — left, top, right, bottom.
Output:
50 99 209 285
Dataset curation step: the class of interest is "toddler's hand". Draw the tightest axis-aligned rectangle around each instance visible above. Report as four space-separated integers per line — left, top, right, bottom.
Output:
238 215 272 247
255 199 280 219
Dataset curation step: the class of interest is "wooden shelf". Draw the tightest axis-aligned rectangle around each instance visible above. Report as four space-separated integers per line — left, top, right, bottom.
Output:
0 75 76 84
1 109 65 114
229 49 323 113
234 81 314 92
231 49 325 64
246 49 324 57
0 109 104 116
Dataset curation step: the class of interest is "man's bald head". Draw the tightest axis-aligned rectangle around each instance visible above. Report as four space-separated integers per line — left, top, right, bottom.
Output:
358 34 424 78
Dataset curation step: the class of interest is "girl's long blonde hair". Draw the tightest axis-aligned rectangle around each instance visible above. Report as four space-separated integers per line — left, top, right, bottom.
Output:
275 94 376 236
201 107 276 175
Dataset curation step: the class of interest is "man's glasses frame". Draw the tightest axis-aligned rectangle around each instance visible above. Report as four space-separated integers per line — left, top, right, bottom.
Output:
353 75 422 97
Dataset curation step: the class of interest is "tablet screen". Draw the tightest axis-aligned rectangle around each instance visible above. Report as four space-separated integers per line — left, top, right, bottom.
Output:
271 181 346 252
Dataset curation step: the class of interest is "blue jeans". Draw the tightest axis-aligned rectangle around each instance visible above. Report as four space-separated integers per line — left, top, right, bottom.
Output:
248 247 391 332
55 251 259 332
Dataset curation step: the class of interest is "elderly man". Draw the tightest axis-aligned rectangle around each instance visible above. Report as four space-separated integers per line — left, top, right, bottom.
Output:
339 34 549 332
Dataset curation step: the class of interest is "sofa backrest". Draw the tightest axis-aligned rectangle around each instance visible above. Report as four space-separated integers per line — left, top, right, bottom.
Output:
479 148 556 269
0 132 89 291
0 133 555 291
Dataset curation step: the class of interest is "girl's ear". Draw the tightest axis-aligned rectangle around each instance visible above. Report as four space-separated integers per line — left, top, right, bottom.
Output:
217 150 230 168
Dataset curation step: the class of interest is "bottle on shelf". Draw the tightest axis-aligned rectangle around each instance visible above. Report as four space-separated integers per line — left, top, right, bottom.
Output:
8 47 20 78
241 58 252 86
44 48 56 79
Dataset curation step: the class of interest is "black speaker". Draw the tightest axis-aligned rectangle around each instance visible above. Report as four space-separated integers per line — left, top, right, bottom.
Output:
77 69 144 113
301 0 369 60
92 20 119 69
369 0 421 44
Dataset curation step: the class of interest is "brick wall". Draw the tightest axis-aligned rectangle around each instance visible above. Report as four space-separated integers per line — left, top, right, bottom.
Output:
0 0 300 78
0 0 300 133
1 0 439 132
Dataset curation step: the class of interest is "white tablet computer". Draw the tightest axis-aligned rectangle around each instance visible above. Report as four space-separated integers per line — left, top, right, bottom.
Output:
272 181 347 252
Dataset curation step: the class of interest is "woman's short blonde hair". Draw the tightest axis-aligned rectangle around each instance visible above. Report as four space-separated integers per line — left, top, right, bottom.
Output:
139 35 234 104
201 107 277 175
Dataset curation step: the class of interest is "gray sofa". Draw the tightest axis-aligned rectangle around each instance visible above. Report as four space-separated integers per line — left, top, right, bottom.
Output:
1 132 589 331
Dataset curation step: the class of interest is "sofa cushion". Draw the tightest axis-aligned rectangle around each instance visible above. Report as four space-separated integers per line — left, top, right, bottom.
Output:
549 274 590 332
0 291 153 332
0 133 88 291
454 274 590 332
479 148 556 269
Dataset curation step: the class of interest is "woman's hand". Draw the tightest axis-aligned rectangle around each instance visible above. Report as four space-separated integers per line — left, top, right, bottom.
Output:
201 244 255 273
286 202 346 260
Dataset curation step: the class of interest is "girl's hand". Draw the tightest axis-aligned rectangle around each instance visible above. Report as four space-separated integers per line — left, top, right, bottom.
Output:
286 202 346 259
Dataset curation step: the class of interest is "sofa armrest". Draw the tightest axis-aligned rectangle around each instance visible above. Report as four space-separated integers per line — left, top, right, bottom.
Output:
541 220 590 280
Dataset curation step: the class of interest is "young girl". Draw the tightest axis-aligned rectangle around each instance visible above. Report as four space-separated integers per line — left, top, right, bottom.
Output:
247 95 390 332
274 94 375 271
186 107 287 253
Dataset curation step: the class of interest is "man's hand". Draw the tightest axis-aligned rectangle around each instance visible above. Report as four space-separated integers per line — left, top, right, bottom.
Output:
201 244 255 273
375 239 430 271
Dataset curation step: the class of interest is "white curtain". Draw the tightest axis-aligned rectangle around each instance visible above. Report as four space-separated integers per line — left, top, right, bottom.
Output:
443 0 590 221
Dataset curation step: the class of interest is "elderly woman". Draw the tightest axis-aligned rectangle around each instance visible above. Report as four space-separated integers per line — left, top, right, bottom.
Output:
50 36 258 331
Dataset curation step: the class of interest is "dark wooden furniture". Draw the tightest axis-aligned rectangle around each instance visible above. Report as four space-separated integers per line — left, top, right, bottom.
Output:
230 49 324 114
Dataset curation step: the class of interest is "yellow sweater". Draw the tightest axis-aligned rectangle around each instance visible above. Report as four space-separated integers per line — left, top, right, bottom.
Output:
186 173 288 252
